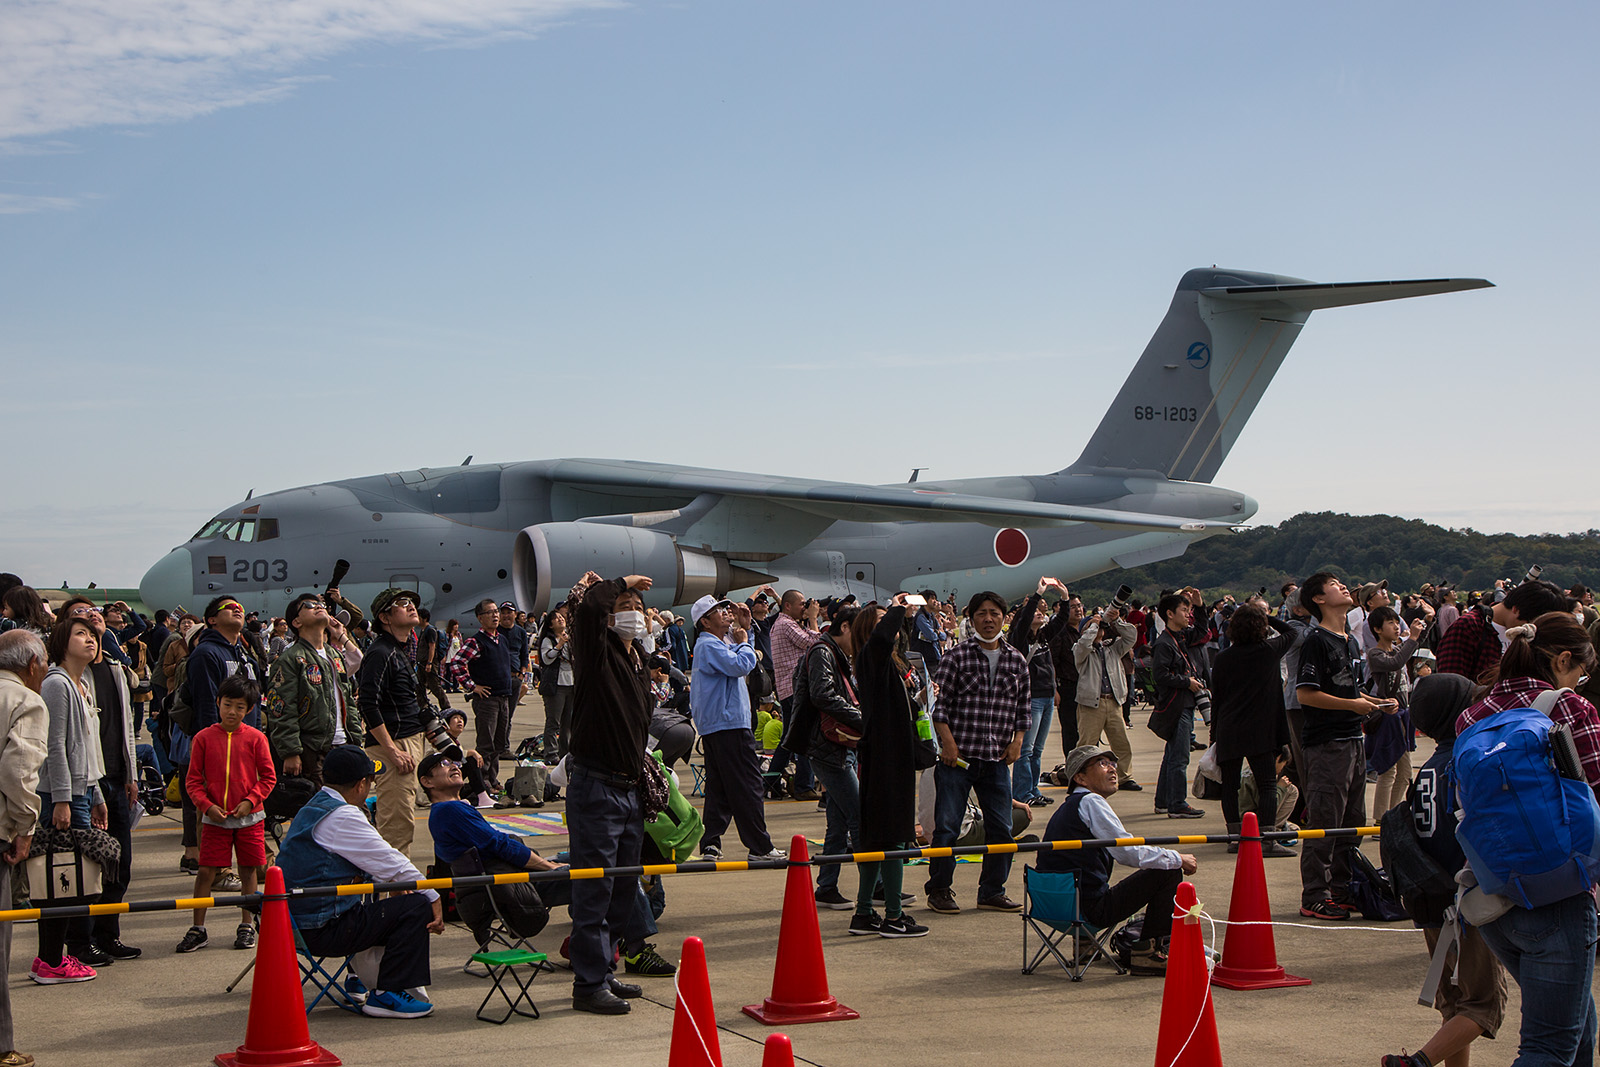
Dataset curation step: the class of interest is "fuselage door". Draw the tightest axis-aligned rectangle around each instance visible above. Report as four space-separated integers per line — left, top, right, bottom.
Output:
846 563 876 601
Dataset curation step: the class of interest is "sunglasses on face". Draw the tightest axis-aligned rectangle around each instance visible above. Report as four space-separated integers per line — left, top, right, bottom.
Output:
69 607 102 618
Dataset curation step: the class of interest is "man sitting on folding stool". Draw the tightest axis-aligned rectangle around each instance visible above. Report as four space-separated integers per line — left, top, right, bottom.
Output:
1037 745 1197 974
278 745 444 1019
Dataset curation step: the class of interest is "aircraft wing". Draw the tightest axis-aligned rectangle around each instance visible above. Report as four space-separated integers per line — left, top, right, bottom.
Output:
545 459 1206 532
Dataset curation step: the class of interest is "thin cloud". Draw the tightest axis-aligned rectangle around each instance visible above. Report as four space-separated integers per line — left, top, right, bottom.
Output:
772 350 1058 372
0 191 80 214
0 0 619 142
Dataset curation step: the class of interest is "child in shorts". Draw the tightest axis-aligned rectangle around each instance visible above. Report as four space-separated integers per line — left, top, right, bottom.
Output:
179 674 277 952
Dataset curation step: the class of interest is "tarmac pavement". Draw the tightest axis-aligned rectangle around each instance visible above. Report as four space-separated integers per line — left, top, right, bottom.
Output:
8 695 1581 1067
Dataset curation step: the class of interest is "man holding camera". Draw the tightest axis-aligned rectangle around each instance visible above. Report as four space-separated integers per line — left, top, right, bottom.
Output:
1150 592 1206 819
1435 577 1569 685
358 588 430 854
1072 596 1142 793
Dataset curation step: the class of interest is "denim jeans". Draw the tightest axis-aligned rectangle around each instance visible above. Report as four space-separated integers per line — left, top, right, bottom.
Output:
810 753 860 893
926 759 1014 900
1153 706 1195 810
1478 892 1598 1067
564 763 643 996
1011 696 1052 802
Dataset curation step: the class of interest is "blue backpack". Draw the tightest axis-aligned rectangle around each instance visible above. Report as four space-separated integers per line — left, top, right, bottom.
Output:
1453 694 1600 909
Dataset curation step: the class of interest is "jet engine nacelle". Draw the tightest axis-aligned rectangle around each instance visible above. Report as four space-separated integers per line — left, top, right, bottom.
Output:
513 522 769 614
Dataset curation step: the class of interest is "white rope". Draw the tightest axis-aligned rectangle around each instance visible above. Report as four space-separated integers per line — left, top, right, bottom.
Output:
671 962 719 1066
1211 917 1425 934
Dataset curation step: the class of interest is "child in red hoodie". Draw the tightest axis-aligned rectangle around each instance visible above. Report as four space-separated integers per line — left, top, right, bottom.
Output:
180 673 276 953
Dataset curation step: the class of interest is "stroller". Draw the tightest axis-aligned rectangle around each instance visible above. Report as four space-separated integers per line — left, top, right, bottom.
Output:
135 744 167 817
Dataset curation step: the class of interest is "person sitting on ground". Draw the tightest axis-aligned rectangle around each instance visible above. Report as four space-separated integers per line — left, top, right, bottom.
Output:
1236 748 1299 839
417 752 570 949
1036 745 1196 973
178 674 275 954
1380 673 1508 1067
277 745 443 1020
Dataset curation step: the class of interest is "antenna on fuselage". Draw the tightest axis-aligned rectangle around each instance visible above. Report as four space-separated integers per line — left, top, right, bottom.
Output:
461 455 473 466
245 488 253 499
908 468 928 483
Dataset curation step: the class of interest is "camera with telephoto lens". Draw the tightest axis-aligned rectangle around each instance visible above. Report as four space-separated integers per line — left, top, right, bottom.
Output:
1111 583 1133 613
421 712 463 761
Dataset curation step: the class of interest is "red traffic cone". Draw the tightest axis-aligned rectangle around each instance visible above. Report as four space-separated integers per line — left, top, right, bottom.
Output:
215 866 340 1067
1211 813 1311 991
669 937 722 1067
741 835 858 1025
1153 881 1222 1067
762 1034 795 1067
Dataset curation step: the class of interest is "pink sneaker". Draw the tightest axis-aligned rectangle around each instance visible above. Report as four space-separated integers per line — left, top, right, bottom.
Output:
30 956 96 984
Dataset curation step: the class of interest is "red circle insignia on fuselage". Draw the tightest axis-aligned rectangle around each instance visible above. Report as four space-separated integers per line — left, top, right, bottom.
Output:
994 528 1030 567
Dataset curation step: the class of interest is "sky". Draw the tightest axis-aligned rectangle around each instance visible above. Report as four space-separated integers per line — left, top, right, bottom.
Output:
3 2 1596 588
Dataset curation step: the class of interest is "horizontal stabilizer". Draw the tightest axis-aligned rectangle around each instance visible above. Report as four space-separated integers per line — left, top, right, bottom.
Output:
1200 277 1493 311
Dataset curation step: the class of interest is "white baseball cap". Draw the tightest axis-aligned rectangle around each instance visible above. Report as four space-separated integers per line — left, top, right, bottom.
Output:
689 595 732 629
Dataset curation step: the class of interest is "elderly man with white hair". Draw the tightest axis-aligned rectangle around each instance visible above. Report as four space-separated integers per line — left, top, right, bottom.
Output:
0 629 49 1065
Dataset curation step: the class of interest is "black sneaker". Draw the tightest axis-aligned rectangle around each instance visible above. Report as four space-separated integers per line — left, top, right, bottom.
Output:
98 940 142 961
1118 779 1144 792
70 944 111 967
1167 804 1205 819
178 857 199 875
814 887 853 910
1299 899 1349 921
622 943 676 977
175 926 209 953
1380 1054 1432 1067
234 924 257 950
878 915 929 938
848 912 883 936
925 888 960 915
872 886 917 905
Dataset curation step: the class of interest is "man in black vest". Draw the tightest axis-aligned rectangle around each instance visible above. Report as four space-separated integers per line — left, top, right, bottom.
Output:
447 599 517 792
1037 744 1195 971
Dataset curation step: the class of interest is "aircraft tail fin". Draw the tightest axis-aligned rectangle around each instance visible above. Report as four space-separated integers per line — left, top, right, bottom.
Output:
1066 269 1491 483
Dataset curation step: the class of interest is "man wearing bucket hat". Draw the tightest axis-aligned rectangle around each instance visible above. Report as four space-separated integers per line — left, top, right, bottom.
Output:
358 588 430 853
278 745 443 1019
1037 744 1196 972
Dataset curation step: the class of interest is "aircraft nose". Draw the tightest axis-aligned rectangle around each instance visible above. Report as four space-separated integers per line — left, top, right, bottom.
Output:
140 548 194 613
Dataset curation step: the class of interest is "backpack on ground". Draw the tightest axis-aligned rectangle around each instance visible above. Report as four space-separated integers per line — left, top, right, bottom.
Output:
1347 847 1407 922
1452 691 1600 909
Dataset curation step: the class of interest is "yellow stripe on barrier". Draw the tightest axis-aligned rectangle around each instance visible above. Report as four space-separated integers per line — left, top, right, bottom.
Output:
335 883 376 896
855 851 886 863
567 866 607 880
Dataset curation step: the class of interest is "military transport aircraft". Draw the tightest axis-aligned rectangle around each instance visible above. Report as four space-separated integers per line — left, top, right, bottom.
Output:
138 267 1490 621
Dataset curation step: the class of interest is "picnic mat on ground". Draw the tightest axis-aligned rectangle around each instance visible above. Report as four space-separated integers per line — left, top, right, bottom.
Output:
482 809 569 835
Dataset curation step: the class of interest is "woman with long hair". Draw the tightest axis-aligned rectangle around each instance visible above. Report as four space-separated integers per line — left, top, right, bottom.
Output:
536 609 576 758
1 586 51 636
1453 612 1598 1067
33 616 107 984
848 597 928 938
1208 602 1297 857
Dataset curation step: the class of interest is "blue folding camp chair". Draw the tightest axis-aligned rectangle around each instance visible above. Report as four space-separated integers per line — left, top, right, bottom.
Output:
1020 866 1127 980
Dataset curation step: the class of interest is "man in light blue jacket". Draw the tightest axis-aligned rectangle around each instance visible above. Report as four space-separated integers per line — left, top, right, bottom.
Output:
689 595 785 863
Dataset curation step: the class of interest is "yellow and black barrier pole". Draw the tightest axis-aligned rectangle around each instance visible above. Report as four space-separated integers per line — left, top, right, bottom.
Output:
0 825 1378 924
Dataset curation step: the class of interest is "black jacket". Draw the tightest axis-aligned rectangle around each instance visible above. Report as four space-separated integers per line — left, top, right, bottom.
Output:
856 606 918 850
567 578 652 778
357 631 427 741
785 636 863 768
1208 616 1294 762
1152 629 1200 715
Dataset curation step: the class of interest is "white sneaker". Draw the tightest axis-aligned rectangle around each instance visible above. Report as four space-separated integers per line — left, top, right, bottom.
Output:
748 848 788 863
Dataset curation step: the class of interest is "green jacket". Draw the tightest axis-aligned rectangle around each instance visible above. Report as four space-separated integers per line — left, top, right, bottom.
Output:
264 637 363 758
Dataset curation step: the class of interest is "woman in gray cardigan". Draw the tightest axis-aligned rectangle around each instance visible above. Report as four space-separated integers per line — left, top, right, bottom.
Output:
32 617 106 984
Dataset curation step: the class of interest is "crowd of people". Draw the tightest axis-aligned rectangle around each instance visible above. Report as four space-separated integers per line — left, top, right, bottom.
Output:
0 566 1596 1064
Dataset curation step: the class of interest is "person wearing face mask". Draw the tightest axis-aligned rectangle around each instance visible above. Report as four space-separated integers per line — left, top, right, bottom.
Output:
447 599 518 795
559 570 658 1015
689 595 786 864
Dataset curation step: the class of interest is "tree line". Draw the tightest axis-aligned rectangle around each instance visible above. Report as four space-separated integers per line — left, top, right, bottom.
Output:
1067 512 1600 609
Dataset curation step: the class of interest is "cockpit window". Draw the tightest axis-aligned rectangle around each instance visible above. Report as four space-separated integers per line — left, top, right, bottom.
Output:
193 518 261 542
257 518 279 541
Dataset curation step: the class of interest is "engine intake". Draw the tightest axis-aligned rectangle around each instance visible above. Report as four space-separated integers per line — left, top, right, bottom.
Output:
513 522 771 613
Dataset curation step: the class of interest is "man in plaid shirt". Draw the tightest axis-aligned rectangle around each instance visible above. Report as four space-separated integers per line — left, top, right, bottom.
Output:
925 591 1032 916
1436 580 1568 684
768 591 823 799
